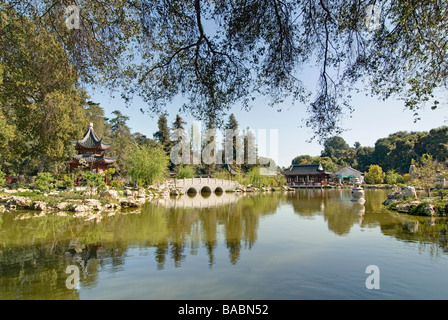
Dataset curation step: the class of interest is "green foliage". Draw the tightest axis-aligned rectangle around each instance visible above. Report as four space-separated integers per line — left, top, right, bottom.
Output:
128 144 169 186
364 165 385 184
35 172 55 192
175 164 195 179
291 155 338 172
411 154 447 197
60 173 74 189
81 171 106 196
109 179 124 189
402 173 412 184
0 169 5 187
385 170 403 185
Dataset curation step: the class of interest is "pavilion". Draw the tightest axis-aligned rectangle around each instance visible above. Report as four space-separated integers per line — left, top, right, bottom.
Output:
282 164 332 187
67 123 117 173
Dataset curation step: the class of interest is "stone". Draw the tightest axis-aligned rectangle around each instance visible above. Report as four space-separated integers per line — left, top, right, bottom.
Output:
72 204 92 212
424 204 436 216
55 202 70 211
138 189 146 198
83 199 102 207
403 186 417 199
103 190 119 199
32 201 47 211
396 201 421 213
120 199 141 208
6 196 31 209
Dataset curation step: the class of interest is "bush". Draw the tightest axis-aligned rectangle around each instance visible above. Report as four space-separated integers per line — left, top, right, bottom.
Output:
35 172 55 192
175 164 195 179
0 169 5 187
364 165 385 184
110 179 124 189
385 170 403 185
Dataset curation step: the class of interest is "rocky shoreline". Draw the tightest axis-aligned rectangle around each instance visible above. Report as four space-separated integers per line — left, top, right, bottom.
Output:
383 186 448 217
0 184 296 219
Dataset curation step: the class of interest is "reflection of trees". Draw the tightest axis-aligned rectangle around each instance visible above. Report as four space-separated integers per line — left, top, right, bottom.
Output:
288 189 448 257
0 193 287 298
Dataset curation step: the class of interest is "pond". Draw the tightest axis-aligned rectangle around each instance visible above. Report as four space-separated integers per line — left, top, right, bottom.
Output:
1 188 448 300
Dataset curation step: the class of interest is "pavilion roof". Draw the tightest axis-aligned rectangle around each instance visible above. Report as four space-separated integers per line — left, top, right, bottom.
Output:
282 164 332 176
71 123 112 150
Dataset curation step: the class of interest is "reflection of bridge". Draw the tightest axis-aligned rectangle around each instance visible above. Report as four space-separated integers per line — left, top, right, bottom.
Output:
165 178 240 194
154 192 244 209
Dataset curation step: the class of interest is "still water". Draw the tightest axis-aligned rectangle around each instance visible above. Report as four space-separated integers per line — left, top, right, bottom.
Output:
1 189 448 300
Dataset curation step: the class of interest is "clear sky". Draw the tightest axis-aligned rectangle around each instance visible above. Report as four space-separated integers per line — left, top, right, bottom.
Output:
89 83 447 169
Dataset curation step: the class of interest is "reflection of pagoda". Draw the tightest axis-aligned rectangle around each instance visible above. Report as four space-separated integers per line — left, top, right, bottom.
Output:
67 123 117 173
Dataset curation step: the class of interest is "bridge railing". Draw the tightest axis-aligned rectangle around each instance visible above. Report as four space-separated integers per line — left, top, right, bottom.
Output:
170 178 238 187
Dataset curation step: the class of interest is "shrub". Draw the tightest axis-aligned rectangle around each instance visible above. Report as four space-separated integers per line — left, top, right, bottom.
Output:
0 169 5 187
110 179 124 189
175 164 195 179
35 172 55 192
365 165 385 184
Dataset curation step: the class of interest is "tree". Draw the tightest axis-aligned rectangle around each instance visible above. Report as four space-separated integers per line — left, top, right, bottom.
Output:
107 110 134 177
0 6 87 172
321 136 350 159
128 144 169 186
224 114 242 165
364 165 385 185
153 114 173 155
411 154 446 197
7 1 448 141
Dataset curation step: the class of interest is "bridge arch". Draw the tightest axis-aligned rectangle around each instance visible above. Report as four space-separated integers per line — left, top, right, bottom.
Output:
187 187 198 195
214 187 224 194
200 186 212 194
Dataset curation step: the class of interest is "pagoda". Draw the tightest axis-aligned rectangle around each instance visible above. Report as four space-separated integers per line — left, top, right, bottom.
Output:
67 123 117 173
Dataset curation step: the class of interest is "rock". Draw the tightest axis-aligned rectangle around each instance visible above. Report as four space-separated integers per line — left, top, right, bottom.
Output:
32 201 47 211
396 201 421 213
138 188 146 198
125 189 133 197
403 186 417 199
120 199 141 208
6 196 31 209
83 199 102 207
383 198 397 206
55 202 70 211
424 204 436 216
72 204 92 212
104 203 120 210
103 190 119 199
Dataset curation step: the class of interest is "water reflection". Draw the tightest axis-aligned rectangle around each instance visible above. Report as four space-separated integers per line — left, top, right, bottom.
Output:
1 190 448 299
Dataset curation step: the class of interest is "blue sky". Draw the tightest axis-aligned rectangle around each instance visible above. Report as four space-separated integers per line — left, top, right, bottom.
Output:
89 83 447 169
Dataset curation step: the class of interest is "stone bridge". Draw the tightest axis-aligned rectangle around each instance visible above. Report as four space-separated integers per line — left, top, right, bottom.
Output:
164 177 240 194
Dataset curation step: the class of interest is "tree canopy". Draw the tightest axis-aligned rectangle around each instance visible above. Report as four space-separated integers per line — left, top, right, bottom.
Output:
4 0 448 141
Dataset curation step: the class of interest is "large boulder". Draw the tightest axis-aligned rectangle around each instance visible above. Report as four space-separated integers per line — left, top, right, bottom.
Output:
103 190 119 199
403 186 417 199
396 201 421 213
5 196 31 209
